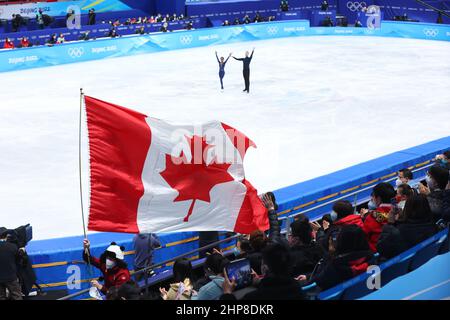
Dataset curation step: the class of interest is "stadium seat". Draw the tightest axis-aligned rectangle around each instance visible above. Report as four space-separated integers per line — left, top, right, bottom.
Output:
409 240 442 271
318 289 343 300
380 254 414 287
301 282 319 299
438 233 449 254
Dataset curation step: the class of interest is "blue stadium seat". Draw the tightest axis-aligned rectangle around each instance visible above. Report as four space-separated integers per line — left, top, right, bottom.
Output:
301 282 319 299
409 240 442 271
438 233 449 254
380 254 413 287
318 289 343 300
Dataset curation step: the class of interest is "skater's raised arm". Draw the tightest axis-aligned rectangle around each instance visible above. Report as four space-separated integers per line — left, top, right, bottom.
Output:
215 51 220 63
224 52 232 64
250 48 255 59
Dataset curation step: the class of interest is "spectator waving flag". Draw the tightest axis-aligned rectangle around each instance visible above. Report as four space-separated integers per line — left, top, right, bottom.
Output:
84 96 269 234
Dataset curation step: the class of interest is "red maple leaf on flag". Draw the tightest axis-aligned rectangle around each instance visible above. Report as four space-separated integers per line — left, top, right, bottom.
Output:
160 135 235 222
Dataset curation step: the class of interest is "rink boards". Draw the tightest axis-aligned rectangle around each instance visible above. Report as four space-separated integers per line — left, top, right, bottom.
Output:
1 19 450 73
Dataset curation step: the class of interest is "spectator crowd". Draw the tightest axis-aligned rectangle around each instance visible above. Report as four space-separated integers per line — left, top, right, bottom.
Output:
1 151 449 300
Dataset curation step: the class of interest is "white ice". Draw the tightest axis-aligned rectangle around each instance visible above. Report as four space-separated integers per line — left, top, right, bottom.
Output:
1 36 450 240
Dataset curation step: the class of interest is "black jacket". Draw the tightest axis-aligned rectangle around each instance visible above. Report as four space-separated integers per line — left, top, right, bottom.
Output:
311 250 373 290
0 241 19 283
377 219 438 259
290 242 326 277
222 275 305 300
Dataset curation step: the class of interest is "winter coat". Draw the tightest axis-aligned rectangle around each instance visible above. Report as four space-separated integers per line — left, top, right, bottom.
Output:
290 242 326 276
362 204 391 252
427 189 450 222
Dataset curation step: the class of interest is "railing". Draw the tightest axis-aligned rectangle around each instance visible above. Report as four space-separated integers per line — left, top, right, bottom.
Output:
415 0 450 19
57 160 434 300
279 161 434 234
57 233 240 300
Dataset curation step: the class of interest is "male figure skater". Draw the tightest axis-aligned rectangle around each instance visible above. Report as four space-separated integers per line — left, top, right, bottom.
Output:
215 51 232 90
233 48 255 93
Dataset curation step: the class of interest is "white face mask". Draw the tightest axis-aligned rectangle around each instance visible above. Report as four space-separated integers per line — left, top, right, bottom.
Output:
105 259 116 269
330 210 338 222
395 178 403 187
368 198 377 210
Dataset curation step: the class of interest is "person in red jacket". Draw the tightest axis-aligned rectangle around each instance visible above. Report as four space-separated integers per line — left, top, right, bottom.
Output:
315 200 364 251
3 38 15 49
20 37 30 48
361 183 396 252
83 239 131 294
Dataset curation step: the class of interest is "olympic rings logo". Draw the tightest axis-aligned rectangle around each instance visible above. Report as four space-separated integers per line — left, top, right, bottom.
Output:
67 47 84 58
179 35 193 45
346 1 367 12
423 28 439 37
267 26 279 35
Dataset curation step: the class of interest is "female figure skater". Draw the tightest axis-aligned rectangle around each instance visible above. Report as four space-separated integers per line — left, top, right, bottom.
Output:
233 48 254 93
216 51 232 90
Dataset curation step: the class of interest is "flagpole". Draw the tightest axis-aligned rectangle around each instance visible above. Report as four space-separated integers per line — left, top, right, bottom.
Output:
79 88 92 274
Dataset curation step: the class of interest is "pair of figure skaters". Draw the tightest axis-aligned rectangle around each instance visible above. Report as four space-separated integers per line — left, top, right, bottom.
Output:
215 48 254 93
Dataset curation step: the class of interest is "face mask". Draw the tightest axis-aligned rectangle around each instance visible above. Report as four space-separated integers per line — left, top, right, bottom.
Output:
330 210 338 222
426 175 436 190
395 178 403 187
233 247 241 257
105 259 116 269
398 200 406 210
368 199 377 210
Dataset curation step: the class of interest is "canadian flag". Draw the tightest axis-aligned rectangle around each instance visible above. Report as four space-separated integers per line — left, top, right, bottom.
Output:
85 96 269 234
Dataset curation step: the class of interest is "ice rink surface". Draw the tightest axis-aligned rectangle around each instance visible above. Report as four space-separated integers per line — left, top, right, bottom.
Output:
1 35 450 239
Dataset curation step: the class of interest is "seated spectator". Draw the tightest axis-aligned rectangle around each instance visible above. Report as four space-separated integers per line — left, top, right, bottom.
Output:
136 17 143 24
322 16 334 26
179 14 185 20
108 28 119 38
377 194 438 259
280 0 289 12
82 239 131 294
156 14 163 23
434 151 450 170
47 34 57 45
79 31 90 41
192 253 229 300
124 18 131 25
113 19 120 27
233 17 240 25
222 20 230 26
355 20 363 27
88 9 96 25
303 225 373 290
135 26 146 35
396 168 414 187
321 0 329 11
243 15 251 24
222 241 305 300
233 236 252 258
248 230 268 275
419 165 450 222
289 217 325 277
0 230 23 300
160 22 169 33
268 16 276 22
20 37 30 48
395 183 416 212
254 12 263 23
106 280 141 300
171 14 177 21
160 258 194 300
315 200 363 251
3 38 15 49
165 14 171 22
148 16 156 23
56 33 65 44
362 182 396 252
130 17 137 25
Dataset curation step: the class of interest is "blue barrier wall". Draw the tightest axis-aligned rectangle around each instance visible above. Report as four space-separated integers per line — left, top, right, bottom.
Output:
1 19 450 73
